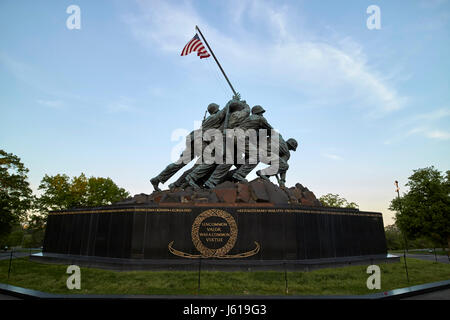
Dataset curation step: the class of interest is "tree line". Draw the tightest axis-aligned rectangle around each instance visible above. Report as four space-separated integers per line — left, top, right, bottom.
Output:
389 166 449 251
0 149 129 248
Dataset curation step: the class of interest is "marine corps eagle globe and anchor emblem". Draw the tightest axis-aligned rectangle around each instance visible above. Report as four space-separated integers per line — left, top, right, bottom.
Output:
168 209 260 258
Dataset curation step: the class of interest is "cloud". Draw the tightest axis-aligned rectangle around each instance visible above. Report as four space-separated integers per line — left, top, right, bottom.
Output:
0 51 85 105
107 96 137 113
323 153 343 161
419 0 449 8
0 51 35 85
148 86 165 97
411 108 450 122
36 99 65 109
407 127 450 141
425 130 450 140
123 0 406 117
385 108 450 143
123 0 202 52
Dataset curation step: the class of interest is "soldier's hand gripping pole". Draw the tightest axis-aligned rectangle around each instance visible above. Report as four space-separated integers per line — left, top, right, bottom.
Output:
275 174 281 185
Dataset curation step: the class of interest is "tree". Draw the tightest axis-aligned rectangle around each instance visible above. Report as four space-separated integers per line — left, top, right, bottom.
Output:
85 176 130 207
35 173 130 212
0 150 33 242
319 193 359 209
23 214 48 248
389 166 450 249
384 224 435 251
384 224 403 250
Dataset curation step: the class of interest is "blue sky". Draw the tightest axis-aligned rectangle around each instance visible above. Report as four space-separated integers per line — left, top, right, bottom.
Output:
1 0 449 225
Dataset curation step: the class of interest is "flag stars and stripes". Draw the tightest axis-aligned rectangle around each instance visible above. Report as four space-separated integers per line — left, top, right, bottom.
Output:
181 34 211 59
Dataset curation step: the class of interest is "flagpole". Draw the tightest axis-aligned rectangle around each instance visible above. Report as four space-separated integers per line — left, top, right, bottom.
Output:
195 25 237 96
395 180 410 283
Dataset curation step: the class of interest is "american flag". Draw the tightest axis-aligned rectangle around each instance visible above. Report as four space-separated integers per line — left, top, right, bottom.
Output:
181 34 211 59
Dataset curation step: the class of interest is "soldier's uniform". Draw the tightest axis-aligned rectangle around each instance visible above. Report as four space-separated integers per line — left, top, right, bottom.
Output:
150 103 226 191
255 136 298 187
183 99 250 188
203 105 273 188
225 104 298 187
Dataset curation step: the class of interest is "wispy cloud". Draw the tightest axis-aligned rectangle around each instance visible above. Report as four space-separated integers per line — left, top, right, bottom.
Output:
323 153 343 161
0 51 38 88
408 108 450 123
385 107 450 144
123 0 406 117
148 86 165 97
123 0 201 52
419 0 449 9
0 51 85 106
36 99 65 109
425 130 450 140
406 127 450 141
107 96 137 113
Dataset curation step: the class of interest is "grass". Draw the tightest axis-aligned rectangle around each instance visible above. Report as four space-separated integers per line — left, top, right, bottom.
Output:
0 257 449 296
389 249 449 256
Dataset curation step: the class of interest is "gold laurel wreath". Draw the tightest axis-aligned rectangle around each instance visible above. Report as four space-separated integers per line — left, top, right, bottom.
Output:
168 208 260 259
191 208 237 257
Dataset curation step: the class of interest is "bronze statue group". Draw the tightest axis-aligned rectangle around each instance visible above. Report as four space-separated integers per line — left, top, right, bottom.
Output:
150 95 298 192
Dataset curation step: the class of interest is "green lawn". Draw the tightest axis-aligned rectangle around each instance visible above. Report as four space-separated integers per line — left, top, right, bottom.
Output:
389 249 449 256
1 257 449 296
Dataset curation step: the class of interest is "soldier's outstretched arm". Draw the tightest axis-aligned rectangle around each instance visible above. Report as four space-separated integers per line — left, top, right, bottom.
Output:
201 105 230 130
261 116 273 130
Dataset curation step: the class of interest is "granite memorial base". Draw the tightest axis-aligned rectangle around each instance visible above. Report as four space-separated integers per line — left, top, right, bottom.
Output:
32 203 398 271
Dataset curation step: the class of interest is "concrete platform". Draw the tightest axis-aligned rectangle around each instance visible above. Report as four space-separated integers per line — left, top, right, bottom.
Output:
30 251 399 271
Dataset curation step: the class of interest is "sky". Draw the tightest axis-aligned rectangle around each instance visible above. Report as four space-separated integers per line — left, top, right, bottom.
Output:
1 0 449 226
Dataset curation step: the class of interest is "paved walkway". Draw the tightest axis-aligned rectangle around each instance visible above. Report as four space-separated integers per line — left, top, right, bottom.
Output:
0 252 32 261
403 288 450 300
405 253 450 264
1 288 449 300
0 293 20 300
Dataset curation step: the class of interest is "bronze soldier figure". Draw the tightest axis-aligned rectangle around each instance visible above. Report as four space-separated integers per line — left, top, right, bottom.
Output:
203 105 273 189
150 103 226 191
256 137 298 187
183 98 250 189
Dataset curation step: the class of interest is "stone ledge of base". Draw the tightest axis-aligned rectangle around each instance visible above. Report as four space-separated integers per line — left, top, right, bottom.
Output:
0 280 450 300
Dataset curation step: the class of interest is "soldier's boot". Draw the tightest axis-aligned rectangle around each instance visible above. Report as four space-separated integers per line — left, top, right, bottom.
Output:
179 181 190 189
168 183 177 191
232 172 248 183
185 175 201 190
278 172 287 188
150 177 162 192
204 180 216 189
256 170 270 182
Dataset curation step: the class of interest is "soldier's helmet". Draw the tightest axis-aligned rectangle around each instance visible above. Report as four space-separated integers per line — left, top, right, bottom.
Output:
251 105 266 115
286 138 298 151
207 103 219 114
